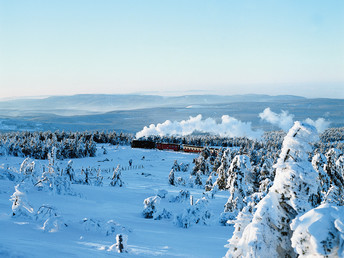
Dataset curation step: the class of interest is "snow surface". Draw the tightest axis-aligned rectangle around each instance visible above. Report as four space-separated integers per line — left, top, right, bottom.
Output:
291 203 344 257
0 145 232 257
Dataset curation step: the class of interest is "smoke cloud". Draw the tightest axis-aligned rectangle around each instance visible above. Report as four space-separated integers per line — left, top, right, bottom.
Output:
136 114 263 139
259 108 330 133
304 118 331 133
259 108 294 131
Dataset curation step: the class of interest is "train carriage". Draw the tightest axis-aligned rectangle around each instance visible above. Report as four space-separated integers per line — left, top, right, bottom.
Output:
182 145 204 153
156 142 180 151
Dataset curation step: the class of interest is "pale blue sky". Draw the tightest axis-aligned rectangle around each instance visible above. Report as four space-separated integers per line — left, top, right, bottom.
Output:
0 0 343 99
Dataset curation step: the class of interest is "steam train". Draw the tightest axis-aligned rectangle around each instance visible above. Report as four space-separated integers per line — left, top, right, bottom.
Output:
131 140 205 153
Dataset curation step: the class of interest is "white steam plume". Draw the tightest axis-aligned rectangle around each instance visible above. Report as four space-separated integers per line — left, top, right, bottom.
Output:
259 107 294 131
304 118 330 133
136 114 262 139
259 108 330 133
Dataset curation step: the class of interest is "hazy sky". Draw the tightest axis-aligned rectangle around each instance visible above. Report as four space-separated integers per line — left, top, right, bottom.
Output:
1 0 343 99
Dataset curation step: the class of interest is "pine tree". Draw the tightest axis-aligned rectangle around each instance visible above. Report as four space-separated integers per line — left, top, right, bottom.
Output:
226 122 320 258
168 169 175 186
194 171 203 187
214 149 232 190
224 155 253 214
109 234 128 253
10 184 34 218
65 160 75 182
312 153 330 202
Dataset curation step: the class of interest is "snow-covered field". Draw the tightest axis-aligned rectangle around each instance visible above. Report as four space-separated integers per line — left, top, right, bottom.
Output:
0 145 232 257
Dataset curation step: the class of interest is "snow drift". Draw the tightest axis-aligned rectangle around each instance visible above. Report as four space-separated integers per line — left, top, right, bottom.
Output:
291 203 344 257
136 114 262 139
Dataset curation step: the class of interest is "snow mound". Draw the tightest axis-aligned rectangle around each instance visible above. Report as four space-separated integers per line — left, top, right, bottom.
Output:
291 203 344 257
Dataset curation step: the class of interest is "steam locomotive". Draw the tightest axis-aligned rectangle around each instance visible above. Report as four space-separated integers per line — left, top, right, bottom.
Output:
131 140 205 153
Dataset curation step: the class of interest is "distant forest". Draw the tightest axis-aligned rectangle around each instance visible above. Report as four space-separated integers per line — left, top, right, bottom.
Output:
0 127 343 161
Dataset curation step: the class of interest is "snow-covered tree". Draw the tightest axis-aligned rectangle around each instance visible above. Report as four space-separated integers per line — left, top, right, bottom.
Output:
222 155 256 223
174 197 211 228
214 149 232 190
35 205 67 232
192 155 210 176
194 171 203 187
94 168 103 187
109 234 128 253
65 160 75 182
168 169 175 186
312 153 331 202
204 172 214 191
10 184 34 218
172 160 180 171
142 196 161 219
226 122 320 258
110 165 124 187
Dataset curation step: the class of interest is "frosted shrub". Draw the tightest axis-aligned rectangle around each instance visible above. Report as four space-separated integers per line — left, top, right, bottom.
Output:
81 218 128 236
105 220 129 236
36 148 72 195
20 157 36 176
110 165 124 187
19 158 38 190
65 160 75 182
169 190 190 203
36 205 67 232
10 184 34 218
179 163 189 172
142 196 161 219
174 197 211 228
172 160 180 171
81 217 103 232
154 208 172 220
109 234 128 253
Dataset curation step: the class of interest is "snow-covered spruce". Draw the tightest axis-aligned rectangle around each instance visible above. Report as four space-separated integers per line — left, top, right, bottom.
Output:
225 122 320 258
312 153 331 202
174 197 211 228
142 195 161 219
35 148 72 195
10 184 34 218
323 148 344 205
214 149 232 190
222 155 255 218
142 192 172 220
108 234 128 253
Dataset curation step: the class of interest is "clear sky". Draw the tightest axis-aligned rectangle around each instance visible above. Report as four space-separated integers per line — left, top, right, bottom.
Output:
0 0 343 99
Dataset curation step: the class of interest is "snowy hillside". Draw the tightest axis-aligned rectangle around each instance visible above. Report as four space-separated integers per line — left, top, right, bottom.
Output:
0 145 232 257
1 122 344 257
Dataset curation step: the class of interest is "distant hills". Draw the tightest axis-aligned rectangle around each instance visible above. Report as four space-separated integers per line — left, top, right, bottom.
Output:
0 94 342 133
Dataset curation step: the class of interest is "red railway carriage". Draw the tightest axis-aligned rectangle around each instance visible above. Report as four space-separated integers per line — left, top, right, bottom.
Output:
156 143 180 151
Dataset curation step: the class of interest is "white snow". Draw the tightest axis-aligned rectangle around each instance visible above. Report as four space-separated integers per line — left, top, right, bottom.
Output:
0 145 232 257
291 203 344 257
